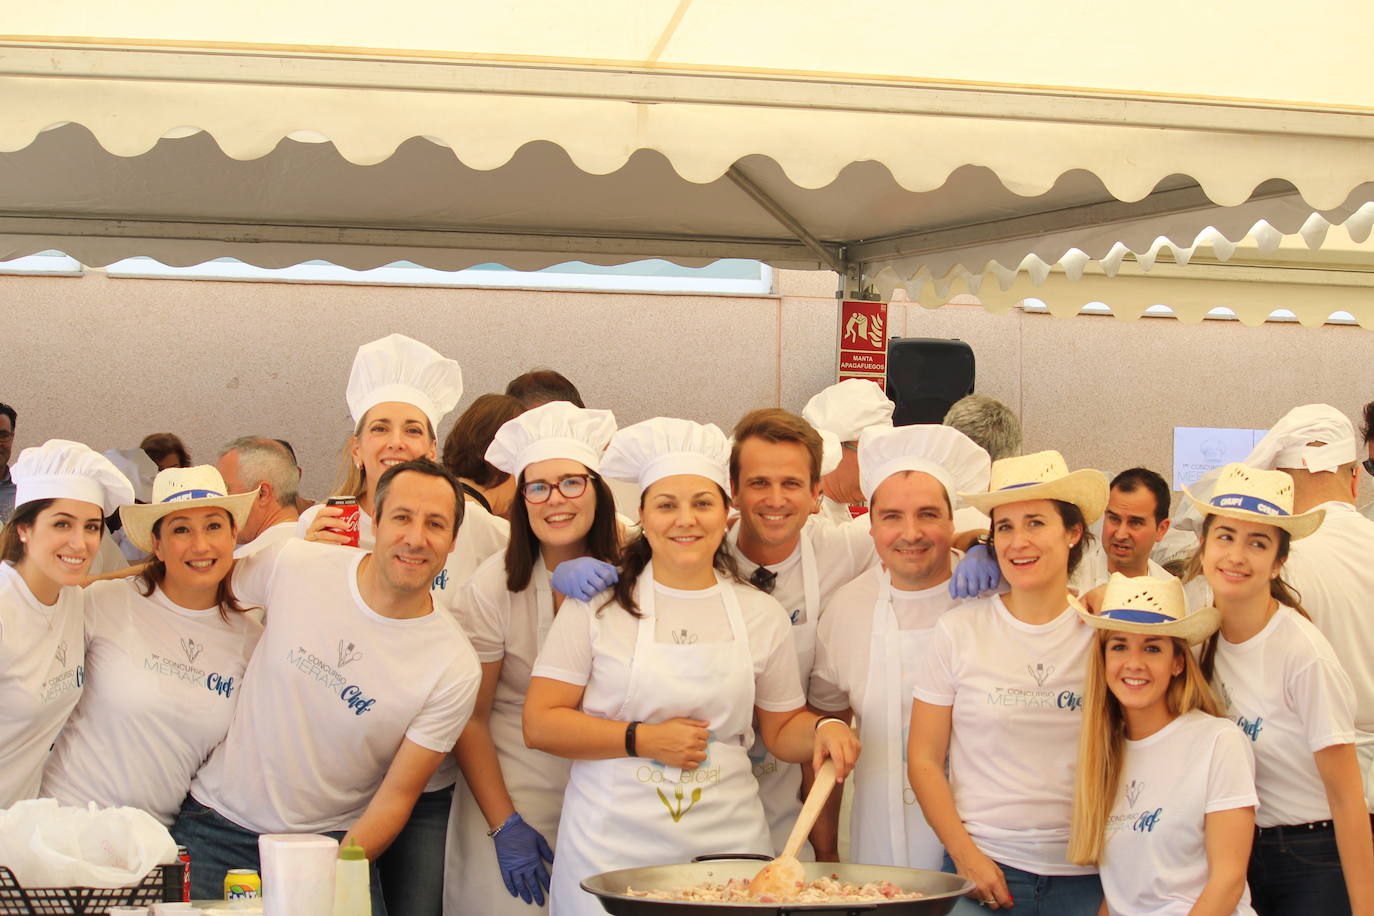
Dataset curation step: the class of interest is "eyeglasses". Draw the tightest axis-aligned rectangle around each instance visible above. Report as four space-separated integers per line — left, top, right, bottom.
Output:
1364 458 1374 477
522 474 590 504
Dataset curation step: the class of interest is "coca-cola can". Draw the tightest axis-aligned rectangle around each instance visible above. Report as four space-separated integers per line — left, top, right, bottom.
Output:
326 496 362 548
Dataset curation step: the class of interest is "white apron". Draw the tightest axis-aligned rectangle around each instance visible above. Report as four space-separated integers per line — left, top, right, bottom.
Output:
851 567 943 868
548 567 770 916
445 565 573 916
748 535 820 858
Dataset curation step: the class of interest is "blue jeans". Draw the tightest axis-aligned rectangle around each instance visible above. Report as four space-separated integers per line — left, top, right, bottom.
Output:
171 795 388 916
942 852 1102 916
1249 824 1352 916
376 785 452 916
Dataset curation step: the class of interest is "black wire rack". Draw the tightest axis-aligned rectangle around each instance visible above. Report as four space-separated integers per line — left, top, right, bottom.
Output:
0 863 182 915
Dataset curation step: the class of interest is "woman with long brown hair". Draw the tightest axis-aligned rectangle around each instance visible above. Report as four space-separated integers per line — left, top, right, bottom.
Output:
42 466 261 826
1069 573 1256 915
1186 463 1374 916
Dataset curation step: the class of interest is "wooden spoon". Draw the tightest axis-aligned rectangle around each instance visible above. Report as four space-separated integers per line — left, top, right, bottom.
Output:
748 759 837 899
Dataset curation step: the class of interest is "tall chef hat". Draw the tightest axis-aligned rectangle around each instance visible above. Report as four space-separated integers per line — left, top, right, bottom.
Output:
600 417 731 494
345 333 464 432
13 439 136 516
802 379 894 443
818 428 843 477
485 401 618 481
859 424 991 506
1245 404 1358 474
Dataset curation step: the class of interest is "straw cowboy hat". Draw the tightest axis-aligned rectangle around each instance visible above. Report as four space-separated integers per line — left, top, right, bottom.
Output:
1079 572 1220 645
958 450 1109 524
119 466 258 553
1183 462 1324 540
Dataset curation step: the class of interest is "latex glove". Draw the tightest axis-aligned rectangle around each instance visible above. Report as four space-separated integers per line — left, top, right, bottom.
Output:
551 557 619 602
492 813 555 905
949 544 1001 599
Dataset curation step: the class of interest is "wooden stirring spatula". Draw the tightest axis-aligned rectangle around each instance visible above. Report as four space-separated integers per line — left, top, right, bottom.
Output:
748 758 838 899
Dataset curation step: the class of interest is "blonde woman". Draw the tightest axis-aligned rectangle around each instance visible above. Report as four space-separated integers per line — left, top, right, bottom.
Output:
908 451 1107 915
1070 573 1256 915
1187 464 1374 916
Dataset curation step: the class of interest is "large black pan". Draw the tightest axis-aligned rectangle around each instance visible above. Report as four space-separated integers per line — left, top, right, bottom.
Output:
582 854 974 916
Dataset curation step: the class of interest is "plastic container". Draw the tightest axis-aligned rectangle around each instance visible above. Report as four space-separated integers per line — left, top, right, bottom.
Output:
330 846 370 916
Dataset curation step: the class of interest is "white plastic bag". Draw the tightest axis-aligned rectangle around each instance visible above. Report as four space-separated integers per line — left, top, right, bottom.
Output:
0 799 177 889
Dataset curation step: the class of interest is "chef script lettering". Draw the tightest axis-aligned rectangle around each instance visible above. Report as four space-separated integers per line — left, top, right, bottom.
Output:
286 644 377 716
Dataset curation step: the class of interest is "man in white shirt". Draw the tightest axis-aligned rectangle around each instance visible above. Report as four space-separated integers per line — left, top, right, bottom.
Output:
726 408 877 858
1073 467 1175 593
172 459 482 913
216 436 301 558
1244 403 1374 809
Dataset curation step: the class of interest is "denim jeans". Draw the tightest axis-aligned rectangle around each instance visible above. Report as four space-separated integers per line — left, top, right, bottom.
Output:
170 794 388 916
1249 823 1352 916
942 851 1102 916
376 785 452 916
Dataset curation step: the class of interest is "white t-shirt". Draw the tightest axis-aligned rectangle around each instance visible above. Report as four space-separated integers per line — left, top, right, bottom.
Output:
41 579 262 826
1075 550 1175 595
912 594 1096 875
1283 503 1374 746
1100 710 1257 916
809 561 962 715
0 563 85 807
190 540 481 834
532 580 805 739
1212 606 1357 827
233 520 298 559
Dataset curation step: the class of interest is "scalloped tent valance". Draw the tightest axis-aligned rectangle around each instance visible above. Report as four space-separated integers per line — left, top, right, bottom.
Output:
3 0 1374 322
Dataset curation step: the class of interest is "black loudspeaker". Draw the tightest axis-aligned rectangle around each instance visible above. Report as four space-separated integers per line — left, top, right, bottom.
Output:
885 338 976 427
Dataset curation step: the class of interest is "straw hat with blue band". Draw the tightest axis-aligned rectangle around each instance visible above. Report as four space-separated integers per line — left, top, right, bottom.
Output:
1079 572 1220 645
957 449 1109 525
1182 463 1324 540
119 466 259 553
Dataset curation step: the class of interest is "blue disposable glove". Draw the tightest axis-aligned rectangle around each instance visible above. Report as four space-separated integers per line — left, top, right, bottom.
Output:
949 543 1002 599
492 812 555 905
551 556 619 602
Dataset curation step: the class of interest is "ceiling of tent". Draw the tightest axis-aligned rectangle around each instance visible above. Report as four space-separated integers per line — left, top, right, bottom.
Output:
3 0 1374 316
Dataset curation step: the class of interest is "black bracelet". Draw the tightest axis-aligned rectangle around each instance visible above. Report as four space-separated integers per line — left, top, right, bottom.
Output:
625 720 641 757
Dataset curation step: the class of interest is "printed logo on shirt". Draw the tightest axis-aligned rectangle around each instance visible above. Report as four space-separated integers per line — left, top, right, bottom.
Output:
180 637 204 665
55 641 68 669
789 608 804 625
40 658 83 702
1126 779 1144 807
1235 715 1263 742
337 640 363 669
637 737 717 822
671 629 698 645
286 645 377 717
1215 679 1234 711
142 651 238 700
1107 802 1164 836
1026 662 1055 686
432 569 449 591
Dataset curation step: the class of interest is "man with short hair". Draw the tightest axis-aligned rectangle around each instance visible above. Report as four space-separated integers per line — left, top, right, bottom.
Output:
1361 400 1374 523
809 424 990 868
943 394 1022 463
1245 403 1374 808
1074 467 1173 591
0 402 17 524
173 459 481 912
504 369 585 409
215 436 301 557
726 408 877 859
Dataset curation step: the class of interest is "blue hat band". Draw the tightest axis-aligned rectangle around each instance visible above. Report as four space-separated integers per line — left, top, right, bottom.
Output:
997 481 1039 491
1100 609 1178 625
161 488 226 503
1208 493 1288 518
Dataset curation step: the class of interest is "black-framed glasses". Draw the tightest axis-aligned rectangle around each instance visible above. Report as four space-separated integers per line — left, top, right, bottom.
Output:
522 474 590 504
1364 458 1374 478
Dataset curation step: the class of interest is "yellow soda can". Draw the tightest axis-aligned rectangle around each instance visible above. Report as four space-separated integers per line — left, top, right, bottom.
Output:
224 868 262 900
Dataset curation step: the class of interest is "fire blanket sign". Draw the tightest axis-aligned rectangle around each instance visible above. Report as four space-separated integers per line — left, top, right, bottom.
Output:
837 300 889 384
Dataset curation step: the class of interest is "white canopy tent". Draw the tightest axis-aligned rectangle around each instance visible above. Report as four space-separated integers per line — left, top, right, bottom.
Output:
4 0 1374 323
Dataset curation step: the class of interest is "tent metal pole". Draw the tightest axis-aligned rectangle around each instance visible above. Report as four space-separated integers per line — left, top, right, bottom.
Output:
725 164 846 276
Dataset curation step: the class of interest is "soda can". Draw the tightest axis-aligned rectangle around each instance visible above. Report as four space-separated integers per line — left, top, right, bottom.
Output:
177 845 191 902
326 496 362 548
224 868 262 900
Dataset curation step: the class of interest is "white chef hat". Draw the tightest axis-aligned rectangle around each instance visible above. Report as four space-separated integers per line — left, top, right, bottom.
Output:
485 401 618 481
1245 404 1358 474
102 447 159 504
818 428 842 476
345 333 464 432
600 417 731 494
859 424 991 506
802 379 894 443
13 439 136 516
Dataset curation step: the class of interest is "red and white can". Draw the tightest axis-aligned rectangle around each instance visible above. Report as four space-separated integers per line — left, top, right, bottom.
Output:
326 496 362 548
177 845 191 902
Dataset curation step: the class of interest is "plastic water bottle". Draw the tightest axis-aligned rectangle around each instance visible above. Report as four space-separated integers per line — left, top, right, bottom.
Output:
331 845 371 916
